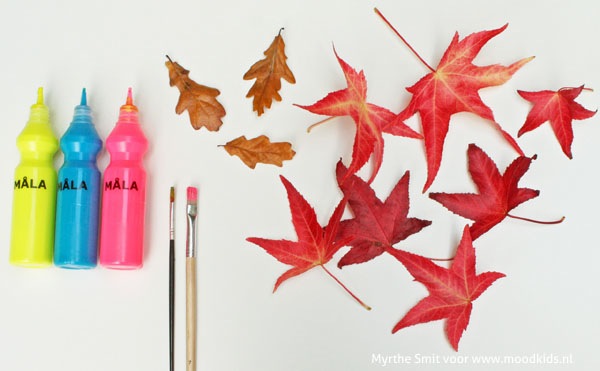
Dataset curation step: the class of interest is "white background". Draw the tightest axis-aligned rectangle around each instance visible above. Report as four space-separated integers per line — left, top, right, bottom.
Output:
0 0 598 370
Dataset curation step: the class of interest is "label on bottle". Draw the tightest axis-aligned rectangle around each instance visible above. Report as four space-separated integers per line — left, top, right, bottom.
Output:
104 177 139 191
58 178 89 191
14 176 47 190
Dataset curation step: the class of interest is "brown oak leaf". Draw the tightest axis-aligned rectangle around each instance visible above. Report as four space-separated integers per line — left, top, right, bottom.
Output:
165 55 226 131
222 135 295 169
243 29 296 116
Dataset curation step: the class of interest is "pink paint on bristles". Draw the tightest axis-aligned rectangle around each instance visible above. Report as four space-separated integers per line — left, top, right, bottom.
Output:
187 186 198 203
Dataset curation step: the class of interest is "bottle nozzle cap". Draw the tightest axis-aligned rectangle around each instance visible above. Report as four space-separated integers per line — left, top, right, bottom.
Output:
36 87 44 105
80 88 87 106
28 87 50 123
120 87 138 112
73 88 92 122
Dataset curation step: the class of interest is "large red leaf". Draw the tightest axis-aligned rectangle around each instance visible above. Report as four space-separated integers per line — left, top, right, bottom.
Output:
296 48 421 183
247 176 345 290
386 23 532 192
247 176 370 309
335 161 431 268
518 85 596 159
388 225 505 351
429 144 540 239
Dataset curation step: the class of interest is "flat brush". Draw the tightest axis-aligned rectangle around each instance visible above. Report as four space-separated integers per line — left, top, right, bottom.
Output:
186 187 198 371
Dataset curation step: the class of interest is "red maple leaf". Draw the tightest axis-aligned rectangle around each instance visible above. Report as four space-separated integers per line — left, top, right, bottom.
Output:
517 85 596 159
335 161 431 268
247 175 370 310
296 47 422 183
388 225 505 351
376 10 532 192
430 144 563 240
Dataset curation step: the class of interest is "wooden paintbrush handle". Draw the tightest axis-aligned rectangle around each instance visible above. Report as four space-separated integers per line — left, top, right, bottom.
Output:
186 257 197 371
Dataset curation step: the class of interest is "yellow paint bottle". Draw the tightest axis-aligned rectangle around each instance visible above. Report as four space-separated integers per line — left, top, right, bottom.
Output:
9 88 59 267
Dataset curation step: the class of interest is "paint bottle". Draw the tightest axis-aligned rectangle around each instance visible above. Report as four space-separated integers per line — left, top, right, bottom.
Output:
9 87 59 267
54 89 102 269
99 88 148 269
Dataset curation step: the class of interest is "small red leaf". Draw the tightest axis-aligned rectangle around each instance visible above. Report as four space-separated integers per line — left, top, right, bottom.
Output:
518 85 596 159
429 144 540 239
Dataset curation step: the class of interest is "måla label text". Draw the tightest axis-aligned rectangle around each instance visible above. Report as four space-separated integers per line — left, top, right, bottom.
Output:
104 178 138 191
14 176 47 190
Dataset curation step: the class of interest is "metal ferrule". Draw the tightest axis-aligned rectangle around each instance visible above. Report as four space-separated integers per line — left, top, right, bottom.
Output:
169 201 175 240
186 203 197 257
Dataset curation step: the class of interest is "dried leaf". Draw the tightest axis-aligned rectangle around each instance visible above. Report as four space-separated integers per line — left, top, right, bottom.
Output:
222 135 295 169
335 161 431 268
379 15 531 192
388 226 505 351
429 144 565 240
296 48 421 183
243 29 296 115
518 85 596 158
247 176 370 309
165 55 226 131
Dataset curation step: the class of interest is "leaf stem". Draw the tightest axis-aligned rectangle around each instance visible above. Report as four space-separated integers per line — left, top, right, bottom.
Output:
374 8 435 73
321 265 371 311
384 246 454 262
559 86 594 93
427 255 455 262
307 116 335 133
490 121 525 156
507 214 565 225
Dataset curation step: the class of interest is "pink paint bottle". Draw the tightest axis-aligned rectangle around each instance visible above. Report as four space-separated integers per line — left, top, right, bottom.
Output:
99 88 148 269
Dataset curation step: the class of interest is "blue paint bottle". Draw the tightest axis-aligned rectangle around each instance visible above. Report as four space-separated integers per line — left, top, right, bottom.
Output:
54 88 102 268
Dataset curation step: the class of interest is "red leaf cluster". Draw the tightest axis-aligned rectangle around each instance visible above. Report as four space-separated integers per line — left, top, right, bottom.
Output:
248 8 594 351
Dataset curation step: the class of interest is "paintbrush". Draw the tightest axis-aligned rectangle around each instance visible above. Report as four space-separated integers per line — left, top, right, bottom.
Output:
169 187 175 371
186 186 198 371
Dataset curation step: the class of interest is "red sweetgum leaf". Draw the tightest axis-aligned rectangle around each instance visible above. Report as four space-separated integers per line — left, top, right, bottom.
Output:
335 161 431 268
376 9 531 192
246 176 370 310
518 85 596 159
430 144 563 240
388 225 505 351
296 47 421 183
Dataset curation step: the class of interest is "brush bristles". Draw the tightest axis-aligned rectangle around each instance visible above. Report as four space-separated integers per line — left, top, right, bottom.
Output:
170 187 175 203
187 187 198 203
